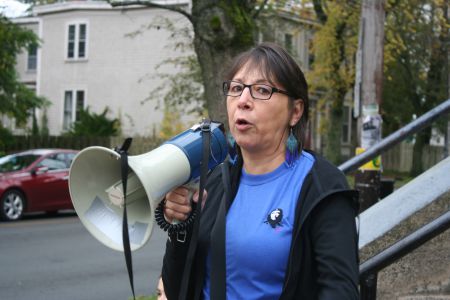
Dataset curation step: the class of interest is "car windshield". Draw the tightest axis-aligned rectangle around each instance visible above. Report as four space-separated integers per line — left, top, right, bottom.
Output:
0 154 40 173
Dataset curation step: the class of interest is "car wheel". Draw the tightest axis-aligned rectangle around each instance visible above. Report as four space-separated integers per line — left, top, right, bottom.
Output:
1 190 26 221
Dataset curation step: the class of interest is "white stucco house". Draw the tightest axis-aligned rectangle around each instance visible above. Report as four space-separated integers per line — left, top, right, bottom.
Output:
7 0 194 136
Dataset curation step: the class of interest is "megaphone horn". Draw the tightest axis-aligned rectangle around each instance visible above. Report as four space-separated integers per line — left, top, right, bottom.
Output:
69 121 228 251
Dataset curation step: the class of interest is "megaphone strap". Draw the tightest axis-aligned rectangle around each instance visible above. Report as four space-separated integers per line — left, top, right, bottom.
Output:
116 138 136 300
178 119 212 300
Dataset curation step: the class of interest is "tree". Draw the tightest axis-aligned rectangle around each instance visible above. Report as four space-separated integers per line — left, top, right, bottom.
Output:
383 0 448 175
136 16 206 117
67 107 120 137
0 15 47 125
308 1 360 163
110 0 266 124
138 3 316 124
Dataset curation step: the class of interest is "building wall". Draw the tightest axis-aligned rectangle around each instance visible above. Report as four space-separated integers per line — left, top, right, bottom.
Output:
14 19 39 88
15 2 193 137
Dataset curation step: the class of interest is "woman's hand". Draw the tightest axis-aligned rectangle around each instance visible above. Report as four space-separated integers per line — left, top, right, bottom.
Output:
164 187 207 223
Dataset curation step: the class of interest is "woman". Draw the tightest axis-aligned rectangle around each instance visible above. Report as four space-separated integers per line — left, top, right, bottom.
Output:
156 276 168 300
161 42 359 299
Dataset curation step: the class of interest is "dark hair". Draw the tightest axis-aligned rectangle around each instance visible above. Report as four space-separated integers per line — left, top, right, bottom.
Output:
225 42 309 152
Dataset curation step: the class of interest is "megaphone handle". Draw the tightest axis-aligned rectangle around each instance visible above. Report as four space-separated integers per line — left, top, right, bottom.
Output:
155 187 198 241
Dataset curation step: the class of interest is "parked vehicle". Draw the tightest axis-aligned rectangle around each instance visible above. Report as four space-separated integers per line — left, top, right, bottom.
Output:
0 149 78 221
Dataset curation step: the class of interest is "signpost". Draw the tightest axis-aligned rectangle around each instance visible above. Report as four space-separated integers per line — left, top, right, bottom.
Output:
354 0 385 213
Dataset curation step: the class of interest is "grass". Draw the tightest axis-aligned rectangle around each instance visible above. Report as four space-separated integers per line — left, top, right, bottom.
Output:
346 170 413 191
378 170 413 190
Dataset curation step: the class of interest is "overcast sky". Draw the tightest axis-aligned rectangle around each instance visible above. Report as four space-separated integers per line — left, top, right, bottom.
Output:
0 0 30 18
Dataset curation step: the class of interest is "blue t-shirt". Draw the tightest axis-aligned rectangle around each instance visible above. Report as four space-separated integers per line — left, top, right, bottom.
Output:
203 151 315 299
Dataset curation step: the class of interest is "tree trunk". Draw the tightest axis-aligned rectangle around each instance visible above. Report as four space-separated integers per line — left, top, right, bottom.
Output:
191 1 256 124
192 39 238 124
411 128 430 176
111 1 258 125
325 107 343 164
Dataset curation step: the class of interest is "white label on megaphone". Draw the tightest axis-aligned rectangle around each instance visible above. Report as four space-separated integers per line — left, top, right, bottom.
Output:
105 172 146 207
84 196 147 246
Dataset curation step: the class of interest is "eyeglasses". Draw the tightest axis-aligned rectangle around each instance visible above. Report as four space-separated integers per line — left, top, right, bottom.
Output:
223 80 291 100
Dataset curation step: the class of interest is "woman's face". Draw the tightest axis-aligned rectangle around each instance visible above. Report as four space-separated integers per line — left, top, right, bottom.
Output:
227 63 303 157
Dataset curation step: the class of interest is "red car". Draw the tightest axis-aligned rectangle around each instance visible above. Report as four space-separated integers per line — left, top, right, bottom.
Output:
0 149 78 221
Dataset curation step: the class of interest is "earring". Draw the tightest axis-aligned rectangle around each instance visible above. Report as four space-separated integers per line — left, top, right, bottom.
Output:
227 133 237 164
285 127 298 167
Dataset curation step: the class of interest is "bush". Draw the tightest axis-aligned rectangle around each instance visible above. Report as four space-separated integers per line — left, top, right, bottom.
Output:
67 107 120 137
0 125 15 155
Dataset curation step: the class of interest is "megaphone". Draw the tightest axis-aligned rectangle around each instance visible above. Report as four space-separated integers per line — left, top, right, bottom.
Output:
69 121 228 251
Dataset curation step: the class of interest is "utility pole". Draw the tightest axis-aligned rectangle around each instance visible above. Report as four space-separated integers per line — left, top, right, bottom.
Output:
354 0 385 212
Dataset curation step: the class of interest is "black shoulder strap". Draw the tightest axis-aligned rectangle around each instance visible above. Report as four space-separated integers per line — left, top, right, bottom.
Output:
209 161 230 300
178 120 211 300
116 137 136 300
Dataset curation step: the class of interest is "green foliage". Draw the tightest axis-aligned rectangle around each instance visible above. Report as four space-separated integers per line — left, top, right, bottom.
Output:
209 15 222 31
29 108 50 137
308 1 360 163
31 109 39 136
0 125 14 153
383 0 448 133
159 106 185 140
66 107 120 137
221 2 255 48
40 109 50 136
383 0 448 175
137 16 205 116
309 1 360 95
0 15 47 123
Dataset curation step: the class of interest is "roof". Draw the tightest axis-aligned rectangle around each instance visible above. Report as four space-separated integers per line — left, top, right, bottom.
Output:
28 0 189 16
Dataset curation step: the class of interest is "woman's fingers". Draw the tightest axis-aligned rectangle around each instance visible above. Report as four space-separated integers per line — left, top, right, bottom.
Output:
192 190 208 209
164 187 208 222
165 198 192 214
166 187 190 205
164 187 192 221
164 207 190 222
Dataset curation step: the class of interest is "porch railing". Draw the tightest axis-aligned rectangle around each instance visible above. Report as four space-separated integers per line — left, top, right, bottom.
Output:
339 99 450 174
337 99 450 299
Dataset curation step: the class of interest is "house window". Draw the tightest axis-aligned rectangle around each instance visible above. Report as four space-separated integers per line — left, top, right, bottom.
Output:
27 44 37 71
308 38 315 69
78 24 86 58
67 23 88 59
284 33 293 53
63 90 85 130
342 105 352 144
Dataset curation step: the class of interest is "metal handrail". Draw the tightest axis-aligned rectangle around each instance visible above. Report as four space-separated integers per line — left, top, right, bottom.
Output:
359 210 450 300
336 99 450 299
339 99 450 174
360 210 450 278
